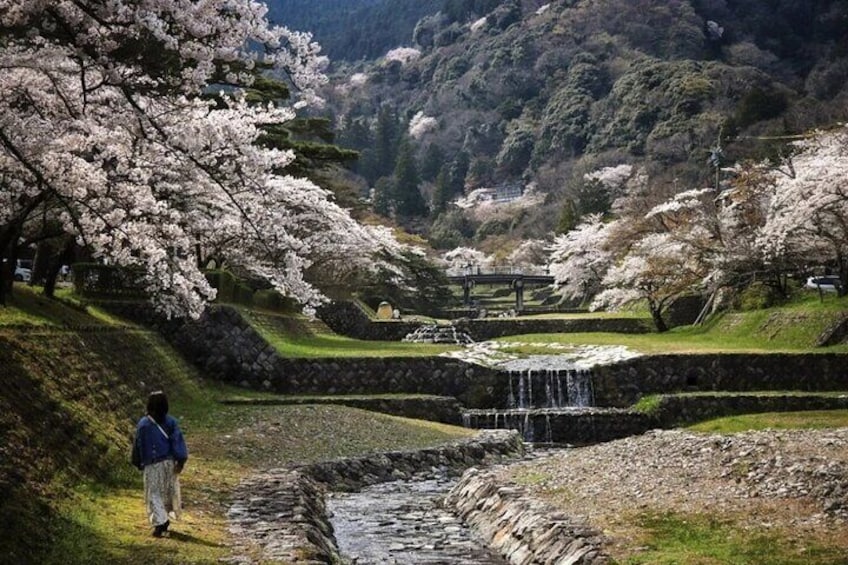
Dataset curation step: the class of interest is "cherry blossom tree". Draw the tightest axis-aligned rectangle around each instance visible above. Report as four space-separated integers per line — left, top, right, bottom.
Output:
506 239 549 270
548 215 613 303
758 126 848 294
442 247 490 274
592 233 705 332
0 0 401 316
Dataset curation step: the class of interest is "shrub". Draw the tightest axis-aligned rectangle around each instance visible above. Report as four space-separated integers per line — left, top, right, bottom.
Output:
736 282 781 311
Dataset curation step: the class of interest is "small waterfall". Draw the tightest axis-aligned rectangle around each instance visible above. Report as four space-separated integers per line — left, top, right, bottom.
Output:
521 412 534 442
527 369 534 407
556 370 565 407
462 413 471 428
507 371 516 409
544 414 552 444
566 370 594 407
518 371 527 408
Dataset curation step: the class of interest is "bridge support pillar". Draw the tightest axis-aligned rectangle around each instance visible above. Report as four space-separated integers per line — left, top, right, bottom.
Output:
514 278 524 312
463 278 474 306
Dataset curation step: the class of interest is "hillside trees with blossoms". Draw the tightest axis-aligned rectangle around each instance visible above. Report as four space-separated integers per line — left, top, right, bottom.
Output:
757 126 848 295
550 166 716 331
0 0 402 316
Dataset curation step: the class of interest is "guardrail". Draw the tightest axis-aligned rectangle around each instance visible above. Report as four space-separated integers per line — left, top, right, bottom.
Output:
446 265 550 277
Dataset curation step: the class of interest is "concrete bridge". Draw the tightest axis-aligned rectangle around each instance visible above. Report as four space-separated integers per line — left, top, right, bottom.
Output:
446 266 555 311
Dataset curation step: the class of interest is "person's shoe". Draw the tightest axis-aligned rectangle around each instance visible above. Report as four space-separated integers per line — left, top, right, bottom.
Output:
162 520 170 532
152 522 169 538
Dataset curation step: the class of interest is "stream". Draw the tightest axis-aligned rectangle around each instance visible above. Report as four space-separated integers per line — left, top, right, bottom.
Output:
327 472 508 565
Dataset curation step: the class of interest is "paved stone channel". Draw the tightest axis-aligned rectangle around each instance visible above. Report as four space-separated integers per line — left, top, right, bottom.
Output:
328 471 508 565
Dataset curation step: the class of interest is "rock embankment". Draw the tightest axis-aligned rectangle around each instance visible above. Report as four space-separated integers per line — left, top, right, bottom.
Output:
493 428 848 559
227 430 524 564
447 468 609 564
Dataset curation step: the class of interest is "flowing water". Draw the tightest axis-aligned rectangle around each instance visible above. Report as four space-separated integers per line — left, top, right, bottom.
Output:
328 473 507 564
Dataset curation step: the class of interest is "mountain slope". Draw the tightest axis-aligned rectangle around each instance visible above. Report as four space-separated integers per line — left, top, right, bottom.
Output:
318 0 848 249
267 0 441 61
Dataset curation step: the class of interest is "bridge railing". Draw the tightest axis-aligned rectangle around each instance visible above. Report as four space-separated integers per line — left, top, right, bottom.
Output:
446 265 550 277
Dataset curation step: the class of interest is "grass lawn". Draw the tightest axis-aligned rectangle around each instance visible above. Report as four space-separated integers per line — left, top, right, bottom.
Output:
688 409 848 433
240 307 460 358
47 385 474 565
495 292 848 354
612 409 848 563
621 510 846 565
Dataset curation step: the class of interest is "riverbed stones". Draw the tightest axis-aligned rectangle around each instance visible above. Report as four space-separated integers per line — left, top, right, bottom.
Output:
226 430 524 564
446 468 608 564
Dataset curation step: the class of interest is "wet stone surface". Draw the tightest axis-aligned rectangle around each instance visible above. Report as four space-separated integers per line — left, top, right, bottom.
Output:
328 471 508 565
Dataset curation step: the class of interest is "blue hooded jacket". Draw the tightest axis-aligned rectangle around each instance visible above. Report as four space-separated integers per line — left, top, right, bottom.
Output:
131 414 188 469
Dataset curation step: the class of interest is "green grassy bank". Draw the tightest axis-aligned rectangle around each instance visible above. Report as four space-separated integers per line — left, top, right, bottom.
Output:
0 287 472 564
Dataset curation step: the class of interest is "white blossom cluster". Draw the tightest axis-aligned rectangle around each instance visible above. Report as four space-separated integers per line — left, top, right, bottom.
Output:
384 47 422 66
442 247 491 274
0 0 401 318
408 111 439 139
549 126 848 329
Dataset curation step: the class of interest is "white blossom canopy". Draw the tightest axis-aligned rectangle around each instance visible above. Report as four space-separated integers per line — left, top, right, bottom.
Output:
0 0 402 317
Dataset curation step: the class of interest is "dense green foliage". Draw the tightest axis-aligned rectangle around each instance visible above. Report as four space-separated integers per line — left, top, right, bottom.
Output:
267 0 441 61
312 0 848 249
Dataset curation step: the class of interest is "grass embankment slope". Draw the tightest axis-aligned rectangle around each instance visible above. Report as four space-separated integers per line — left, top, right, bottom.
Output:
0 286 472 564
496 292 848 353
239 306 459 358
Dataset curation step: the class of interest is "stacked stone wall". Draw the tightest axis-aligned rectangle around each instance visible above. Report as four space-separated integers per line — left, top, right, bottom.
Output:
594 354 848 407
96 302 502 408
452 317 652 340
446 468 608 564
227 430 524 564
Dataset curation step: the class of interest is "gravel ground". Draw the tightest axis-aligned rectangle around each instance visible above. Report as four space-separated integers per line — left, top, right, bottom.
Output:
495 428 848 559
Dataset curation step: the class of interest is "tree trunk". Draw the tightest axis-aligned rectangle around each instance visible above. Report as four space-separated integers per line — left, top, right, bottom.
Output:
42 237 76 299
650 304 668 332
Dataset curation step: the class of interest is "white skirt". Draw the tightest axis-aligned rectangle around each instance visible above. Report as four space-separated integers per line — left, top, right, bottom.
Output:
143 459 182 526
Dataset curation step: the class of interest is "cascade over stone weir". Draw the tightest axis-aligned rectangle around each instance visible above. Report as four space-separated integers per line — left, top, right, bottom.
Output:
506 368 594 409
461 363 617 442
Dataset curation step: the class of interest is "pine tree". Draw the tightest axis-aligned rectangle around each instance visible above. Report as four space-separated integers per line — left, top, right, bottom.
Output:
374 105 401 180
448 151 470 197
420 142 445 182
393 138 427 217
431 166 451 215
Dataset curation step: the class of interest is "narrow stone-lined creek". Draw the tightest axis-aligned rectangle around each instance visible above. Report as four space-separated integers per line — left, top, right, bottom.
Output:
327 472 508 564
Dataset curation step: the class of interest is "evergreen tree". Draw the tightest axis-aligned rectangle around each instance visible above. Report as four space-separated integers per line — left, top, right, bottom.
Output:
372 176 395 216
556 198 579 234
420 142 445 182
393 138 427 217
431 166 451 215
448 151 470 197
374 105 401 180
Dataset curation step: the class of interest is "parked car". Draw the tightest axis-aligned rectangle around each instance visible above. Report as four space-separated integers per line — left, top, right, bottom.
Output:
14 265 32 282
805 276 841 292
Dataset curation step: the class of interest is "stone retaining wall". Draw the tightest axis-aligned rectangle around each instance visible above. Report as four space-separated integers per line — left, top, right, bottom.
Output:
96 302 502 408
221 395 464 425
462 409 654 444
315 301 653 342
446 467 608 564
594 353 848 407
316 301 422 341
452 317 652 341
227 430 524 564
651 393 848 428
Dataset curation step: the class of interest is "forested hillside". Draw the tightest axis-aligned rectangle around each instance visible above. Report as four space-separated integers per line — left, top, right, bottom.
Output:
294 0 848 254
267 0 441 61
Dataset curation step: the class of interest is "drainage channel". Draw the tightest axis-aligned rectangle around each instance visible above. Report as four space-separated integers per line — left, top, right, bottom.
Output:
327 472 508 565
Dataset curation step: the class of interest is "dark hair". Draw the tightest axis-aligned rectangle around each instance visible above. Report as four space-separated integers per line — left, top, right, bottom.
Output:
147 391 169 425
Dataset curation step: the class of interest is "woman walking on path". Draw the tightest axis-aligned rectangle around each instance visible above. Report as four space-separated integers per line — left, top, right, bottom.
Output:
131 391 189 538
